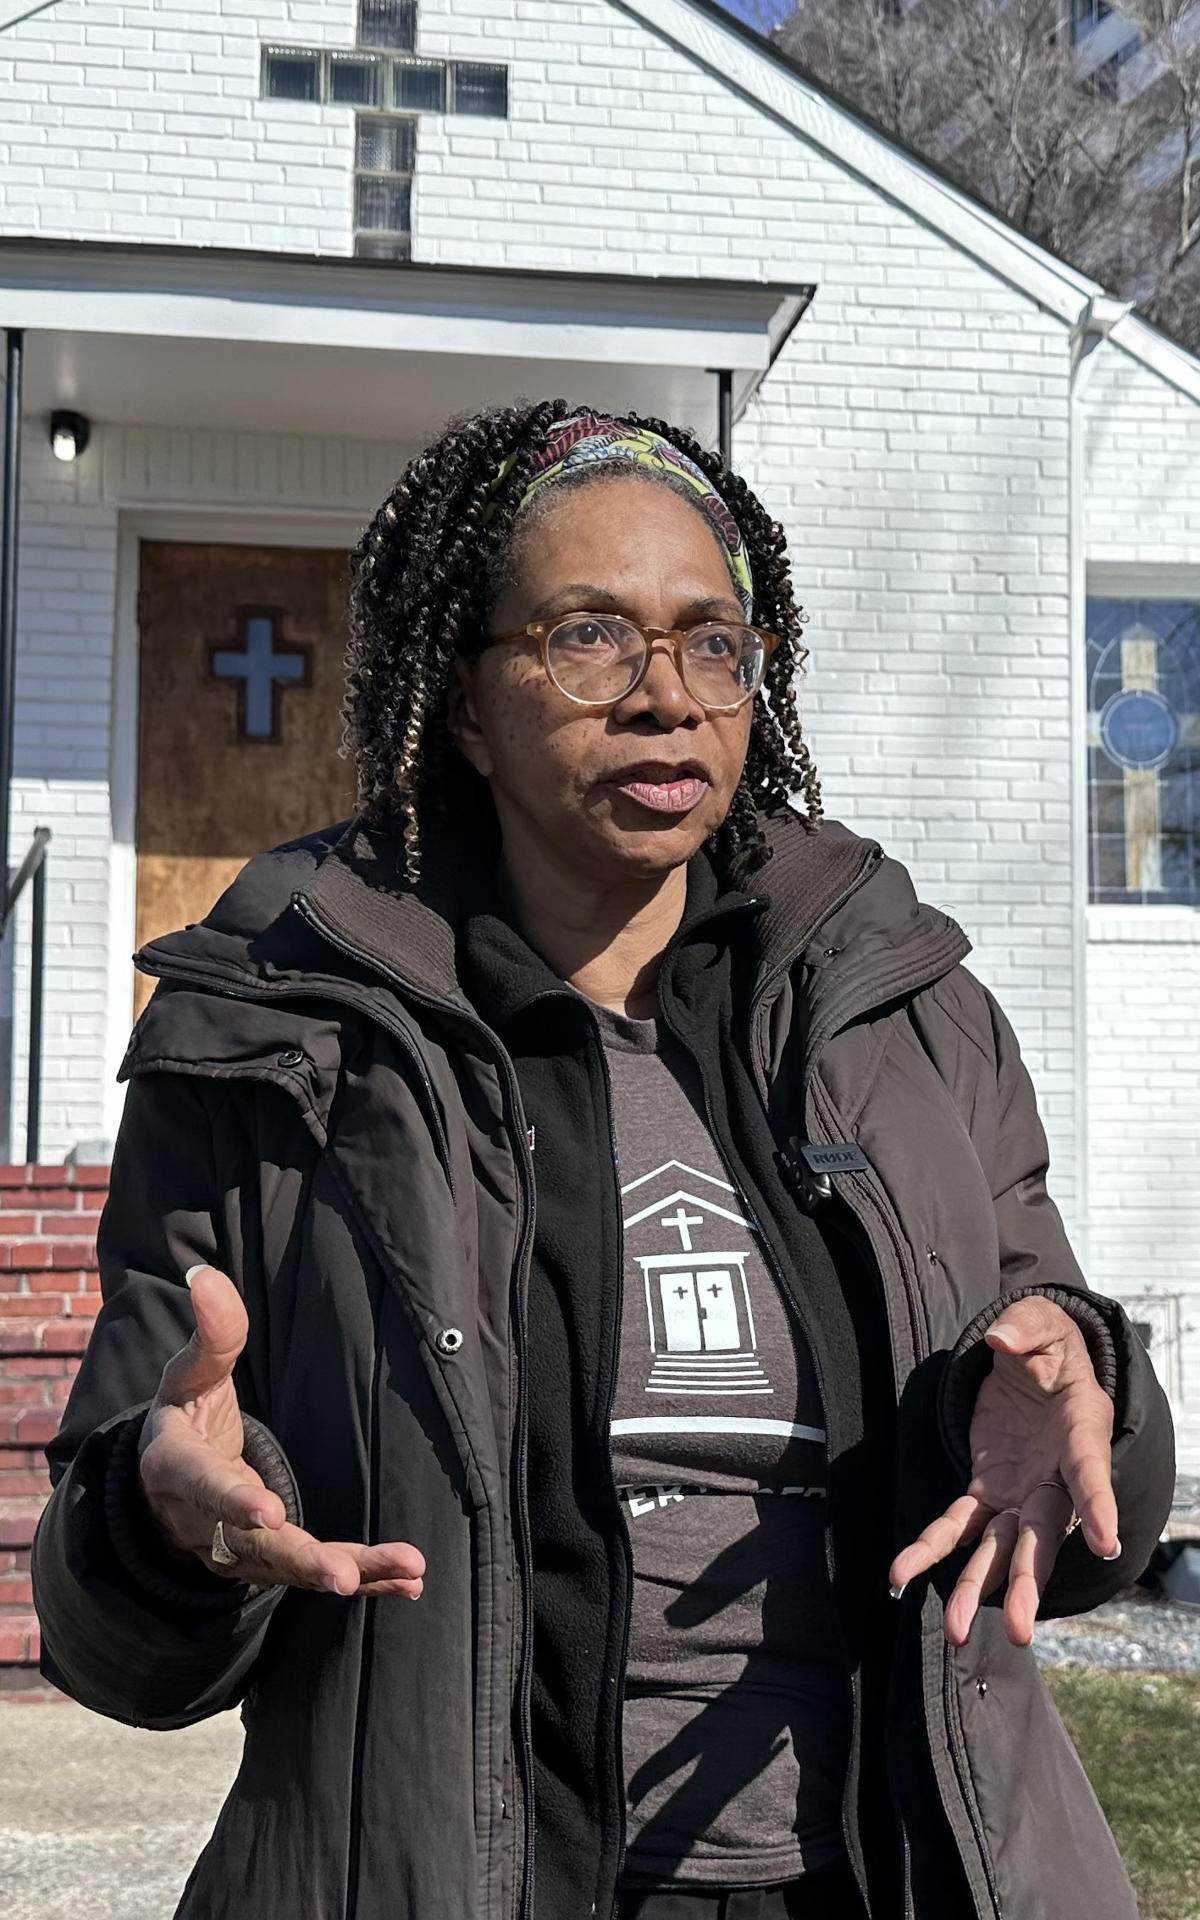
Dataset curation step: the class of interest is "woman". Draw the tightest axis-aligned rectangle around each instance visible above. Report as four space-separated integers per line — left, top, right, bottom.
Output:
34 403 1173 1920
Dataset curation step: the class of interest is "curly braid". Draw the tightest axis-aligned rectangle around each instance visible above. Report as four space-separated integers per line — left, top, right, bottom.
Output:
344 400 821 881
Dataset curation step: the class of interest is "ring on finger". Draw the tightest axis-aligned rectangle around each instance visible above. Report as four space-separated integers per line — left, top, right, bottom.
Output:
211 1519 239 1568
1030 1478 1083 1536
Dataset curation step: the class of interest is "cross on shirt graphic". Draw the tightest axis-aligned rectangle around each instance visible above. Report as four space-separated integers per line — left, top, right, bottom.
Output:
661 1205 704 1251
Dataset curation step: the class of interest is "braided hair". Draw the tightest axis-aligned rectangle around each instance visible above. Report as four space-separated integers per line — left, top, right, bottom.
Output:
344 399 822 881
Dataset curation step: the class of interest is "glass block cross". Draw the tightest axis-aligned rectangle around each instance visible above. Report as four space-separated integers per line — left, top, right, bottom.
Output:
260 1 509 258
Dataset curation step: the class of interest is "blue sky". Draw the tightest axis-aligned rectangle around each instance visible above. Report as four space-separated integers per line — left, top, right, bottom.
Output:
714 0 791 26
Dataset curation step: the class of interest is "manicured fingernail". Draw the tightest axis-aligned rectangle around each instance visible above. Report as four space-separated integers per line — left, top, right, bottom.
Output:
323 1570 345 1594
183 1264 205 1286
1103 1541 1122 1562
989 1326 1018 1350
248 1510 267 1530
889 1582 907 1600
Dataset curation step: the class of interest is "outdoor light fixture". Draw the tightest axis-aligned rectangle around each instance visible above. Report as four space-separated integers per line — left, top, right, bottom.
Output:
49 410 91 463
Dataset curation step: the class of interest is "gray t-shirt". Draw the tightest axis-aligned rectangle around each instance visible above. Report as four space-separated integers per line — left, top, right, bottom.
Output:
594 1003 849 1887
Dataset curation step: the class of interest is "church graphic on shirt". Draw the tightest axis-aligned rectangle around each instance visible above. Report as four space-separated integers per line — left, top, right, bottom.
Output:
621 1162 773 1396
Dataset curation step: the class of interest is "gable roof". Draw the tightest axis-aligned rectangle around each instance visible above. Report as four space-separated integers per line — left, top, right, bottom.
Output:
618 0 1200 404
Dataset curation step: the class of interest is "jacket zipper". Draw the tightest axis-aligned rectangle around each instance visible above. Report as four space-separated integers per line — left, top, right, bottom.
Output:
287 892 542 1920
742 876 1001 1920
501 990 633 1920
943 1646 1003 1919
786 974 999 1920
589 1023 633 1918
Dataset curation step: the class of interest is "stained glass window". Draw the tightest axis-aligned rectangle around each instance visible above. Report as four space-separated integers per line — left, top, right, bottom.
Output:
1087 598 1200 905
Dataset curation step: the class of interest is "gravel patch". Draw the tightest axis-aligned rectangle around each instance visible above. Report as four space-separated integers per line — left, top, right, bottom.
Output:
1035 1588 1200 1672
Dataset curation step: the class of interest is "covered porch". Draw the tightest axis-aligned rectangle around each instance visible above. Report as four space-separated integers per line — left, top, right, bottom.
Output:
0 240 813 1162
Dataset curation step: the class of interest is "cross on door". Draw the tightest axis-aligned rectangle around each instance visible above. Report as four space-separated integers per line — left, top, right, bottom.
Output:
210 609 310 743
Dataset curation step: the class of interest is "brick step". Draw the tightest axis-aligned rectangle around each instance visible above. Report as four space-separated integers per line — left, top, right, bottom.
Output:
0 1164 109 1191
0 1164 110 1684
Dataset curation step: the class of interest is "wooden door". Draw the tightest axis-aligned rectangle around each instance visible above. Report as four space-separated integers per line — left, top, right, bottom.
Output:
135 541 355 1015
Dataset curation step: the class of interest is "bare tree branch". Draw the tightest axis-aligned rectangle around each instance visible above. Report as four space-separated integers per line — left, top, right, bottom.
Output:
773 0 1200 351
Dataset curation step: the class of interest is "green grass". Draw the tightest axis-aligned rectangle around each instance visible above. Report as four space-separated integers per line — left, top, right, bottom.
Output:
1043 1667 1200 1920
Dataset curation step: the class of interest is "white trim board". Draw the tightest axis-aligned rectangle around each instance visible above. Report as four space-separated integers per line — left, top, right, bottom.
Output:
0 248 805 374
102 505 365 1146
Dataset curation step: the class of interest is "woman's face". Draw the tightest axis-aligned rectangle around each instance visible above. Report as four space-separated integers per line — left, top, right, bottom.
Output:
450 476 755 887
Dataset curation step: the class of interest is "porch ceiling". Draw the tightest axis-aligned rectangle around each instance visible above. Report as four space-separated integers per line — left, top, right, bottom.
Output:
0 242 814 448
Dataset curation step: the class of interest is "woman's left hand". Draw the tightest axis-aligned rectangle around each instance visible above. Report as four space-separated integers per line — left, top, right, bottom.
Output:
888 1295 1120 1646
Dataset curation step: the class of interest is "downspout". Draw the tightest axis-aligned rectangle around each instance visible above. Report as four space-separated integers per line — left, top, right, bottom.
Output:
1067 294 1133 1271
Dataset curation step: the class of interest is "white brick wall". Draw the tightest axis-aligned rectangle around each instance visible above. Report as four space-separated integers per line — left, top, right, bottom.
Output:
1082 347 1200 1470
7 0 1198 1291
0 0 362 254
1084 346 1199 564
1086 927 1200 1471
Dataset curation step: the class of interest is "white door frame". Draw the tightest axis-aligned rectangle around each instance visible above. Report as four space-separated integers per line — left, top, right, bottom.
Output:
104 508 365 1146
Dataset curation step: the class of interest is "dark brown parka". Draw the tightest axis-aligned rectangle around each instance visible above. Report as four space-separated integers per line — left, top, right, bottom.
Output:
33 811 1174 1920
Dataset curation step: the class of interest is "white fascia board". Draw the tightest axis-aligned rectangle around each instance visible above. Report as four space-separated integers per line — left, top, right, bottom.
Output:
1103 315 1200 408
0 248 789 373
618 0 1099 324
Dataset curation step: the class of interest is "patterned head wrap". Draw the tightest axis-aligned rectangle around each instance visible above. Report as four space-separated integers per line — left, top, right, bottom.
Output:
493 409 755 619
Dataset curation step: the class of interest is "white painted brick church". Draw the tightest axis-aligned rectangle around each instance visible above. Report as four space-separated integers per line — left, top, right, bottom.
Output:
1 0 1198 1479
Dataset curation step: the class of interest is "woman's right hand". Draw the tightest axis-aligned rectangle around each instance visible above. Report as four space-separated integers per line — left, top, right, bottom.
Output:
136 1264 426 1598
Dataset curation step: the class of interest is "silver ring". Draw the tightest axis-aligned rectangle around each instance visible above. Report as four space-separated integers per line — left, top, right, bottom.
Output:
211 1520 239 1568
1031 1479 1082 1534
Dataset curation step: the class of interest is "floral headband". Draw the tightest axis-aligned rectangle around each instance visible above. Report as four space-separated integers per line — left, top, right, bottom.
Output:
489 409 755 620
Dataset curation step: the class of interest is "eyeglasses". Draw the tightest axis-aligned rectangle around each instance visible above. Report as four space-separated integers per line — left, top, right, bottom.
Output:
484 612 778 714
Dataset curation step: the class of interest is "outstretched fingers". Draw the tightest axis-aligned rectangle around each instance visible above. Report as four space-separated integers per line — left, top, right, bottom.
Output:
207 1520 426 1598
889 1494 993 1596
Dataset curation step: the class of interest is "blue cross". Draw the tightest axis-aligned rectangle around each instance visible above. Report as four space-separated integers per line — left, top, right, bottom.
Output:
212 613 307 740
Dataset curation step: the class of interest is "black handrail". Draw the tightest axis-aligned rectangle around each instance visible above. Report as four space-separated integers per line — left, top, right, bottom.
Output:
3 825 51 1162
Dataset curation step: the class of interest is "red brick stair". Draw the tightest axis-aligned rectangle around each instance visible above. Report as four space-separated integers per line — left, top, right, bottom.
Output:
0 1163 107 1696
